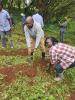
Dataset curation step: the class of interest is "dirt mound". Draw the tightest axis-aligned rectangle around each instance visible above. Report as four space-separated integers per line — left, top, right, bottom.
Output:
0 67 16 85
0 48 28 56
0 59 50 85
69 92 75 100
0 64 36 85
33 59 50 67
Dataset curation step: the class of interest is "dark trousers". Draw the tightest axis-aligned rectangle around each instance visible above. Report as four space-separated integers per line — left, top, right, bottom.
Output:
0 30 13 47
60 28 65 42
55 61 75 76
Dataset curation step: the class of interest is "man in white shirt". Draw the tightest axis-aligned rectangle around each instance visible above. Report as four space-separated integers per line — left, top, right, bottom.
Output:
32 11 44 28
24 16 45 59
0 3 13 48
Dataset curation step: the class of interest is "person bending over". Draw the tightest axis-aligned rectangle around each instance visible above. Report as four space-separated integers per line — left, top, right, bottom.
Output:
24 16 45 59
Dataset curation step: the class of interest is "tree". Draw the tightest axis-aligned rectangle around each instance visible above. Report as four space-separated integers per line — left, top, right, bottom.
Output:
32 0 75 22
15 0 21 10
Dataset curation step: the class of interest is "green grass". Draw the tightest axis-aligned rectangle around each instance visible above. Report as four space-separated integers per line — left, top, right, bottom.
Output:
2 67 75 100
0 15 75 100
0 56 30 67
45 18 75 46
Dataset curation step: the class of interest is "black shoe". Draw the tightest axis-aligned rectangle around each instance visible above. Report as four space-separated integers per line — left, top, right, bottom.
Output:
42 52 45 60
31 52 33 60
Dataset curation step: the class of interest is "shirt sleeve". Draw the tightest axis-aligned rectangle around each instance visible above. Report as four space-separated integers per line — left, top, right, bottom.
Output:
41 17 44 28
5 11 11 27
60 21 67 27
6 11 10 19
35 25 44 48
49 48 58 65
24 26 31 48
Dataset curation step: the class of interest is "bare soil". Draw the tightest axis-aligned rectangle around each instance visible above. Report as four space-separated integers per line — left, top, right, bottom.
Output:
0 59 50 85
0 48 28 56
69 92 75 100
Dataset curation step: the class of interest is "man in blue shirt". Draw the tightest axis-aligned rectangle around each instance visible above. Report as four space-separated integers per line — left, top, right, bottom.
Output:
32 9 44 28
0 3 13 48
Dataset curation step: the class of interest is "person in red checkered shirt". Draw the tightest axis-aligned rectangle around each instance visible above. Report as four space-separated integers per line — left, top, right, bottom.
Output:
45 37 75 81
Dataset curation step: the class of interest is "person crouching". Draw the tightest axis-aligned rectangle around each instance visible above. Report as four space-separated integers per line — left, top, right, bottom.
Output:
45 37 75 81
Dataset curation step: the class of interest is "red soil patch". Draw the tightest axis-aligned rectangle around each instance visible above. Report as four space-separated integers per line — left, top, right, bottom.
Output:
0 48 28 56
0 59 50 85
64 80 71 84
69 92 75 100
33 59 50 67
0 64 36 85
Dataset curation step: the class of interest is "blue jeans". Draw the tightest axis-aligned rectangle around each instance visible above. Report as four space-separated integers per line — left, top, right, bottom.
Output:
55 61 75 76
0 31 13 47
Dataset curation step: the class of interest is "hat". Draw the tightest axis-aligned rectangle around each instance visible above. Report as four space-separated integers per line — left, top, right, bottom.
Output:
64 16 67 20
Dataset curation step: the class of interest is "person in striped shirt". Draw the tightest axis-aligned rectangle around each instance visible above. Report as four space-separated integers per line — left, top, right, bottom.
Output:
45 37 75 81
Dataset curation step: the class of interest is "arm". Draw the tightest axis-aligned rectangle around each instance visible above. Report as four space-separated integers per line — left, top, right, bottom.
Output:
24 27 31 48
59 21 67 27
35 25 44 48
49 48 58 65
6 11 11 26
41 17 44 28
47 52 55 72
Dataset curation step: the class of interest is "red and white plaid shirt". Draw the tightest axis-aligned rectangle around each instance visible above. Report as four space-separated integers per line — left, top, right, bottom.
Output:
49 43 75 69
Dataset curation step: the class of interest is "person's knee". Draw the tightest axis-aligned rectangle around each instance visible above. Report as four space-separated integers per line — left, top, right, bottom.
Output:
1 36 5 40
55 64 63 73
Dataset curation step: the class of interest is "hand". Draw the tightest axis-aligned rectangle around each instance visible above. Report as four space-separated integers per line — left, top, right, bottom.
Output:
28 48 31 55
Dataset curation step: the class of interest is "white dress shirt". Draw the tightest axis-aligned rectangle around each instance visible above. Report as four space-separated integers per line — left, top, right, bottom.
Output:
24 21 44 48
